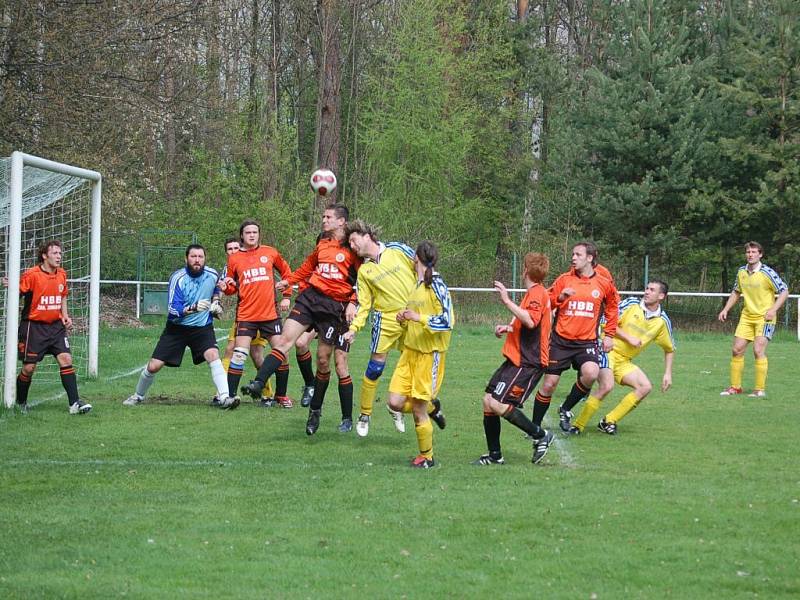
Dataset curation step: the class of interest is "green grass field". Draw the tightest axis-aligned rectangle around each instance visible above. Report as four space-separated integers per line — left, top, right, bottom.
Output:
1 323 798 598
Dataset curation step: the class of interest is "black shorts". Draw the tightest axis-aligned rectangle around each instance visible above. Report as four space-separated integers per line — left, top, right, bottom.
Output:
288 287 351 352
152 322 218 367
545 333 600 375
236 319 282 340
18 320 71 364
485 359 545 407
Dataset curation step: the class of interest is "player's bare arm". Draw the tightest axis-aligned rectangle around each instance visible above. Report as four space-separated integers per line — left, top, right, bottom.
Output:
662 351 674 392
557 287 576 303
718 289 741 321
765 289 789 321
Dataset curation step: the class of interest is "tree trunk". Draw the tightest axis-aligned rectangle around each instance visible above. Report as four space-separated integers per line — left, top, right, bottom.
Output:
313 0 342 209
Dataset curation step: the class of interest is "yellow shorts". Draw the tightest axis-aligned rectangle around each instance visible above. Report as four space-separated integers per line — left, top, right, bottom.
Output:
734 314 775 342
370 311 405 354
228 322 267 347
388 348 446 403
609 351 638 385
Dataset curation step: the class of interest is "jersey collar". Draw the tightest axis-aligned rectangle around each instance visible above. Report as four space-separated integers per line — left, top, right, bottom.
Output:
640 300 662 319
746 261 762 274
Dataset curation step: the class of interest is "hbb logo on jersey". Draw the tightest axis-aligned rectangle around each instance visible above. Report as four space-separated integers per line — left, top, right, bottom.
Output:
242 267 271 284
567 300 594 318
37 295 63 311
317 263 343 280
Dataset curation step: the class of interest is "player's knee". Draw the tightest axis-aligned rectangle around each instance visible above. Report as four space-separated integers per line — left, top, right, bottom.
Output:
231 347 249 366
364 359 386 381
21 363 37 376
638 379 653 396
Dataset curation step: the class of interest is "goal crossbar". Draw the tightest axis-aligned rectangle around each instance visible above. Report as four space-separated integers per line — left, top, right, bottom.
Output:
3 152 102 408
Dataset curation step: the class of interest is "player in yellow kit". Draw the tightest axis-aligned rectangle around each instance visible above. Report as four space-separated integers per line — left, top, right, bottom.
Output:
570 280 674 435
344 220 445 437
386 241 454 468
718 241 788 398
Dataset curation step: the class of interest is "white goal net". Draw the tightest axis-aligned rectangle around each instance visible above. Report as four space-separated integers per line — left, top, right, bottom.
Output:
1 152 101 408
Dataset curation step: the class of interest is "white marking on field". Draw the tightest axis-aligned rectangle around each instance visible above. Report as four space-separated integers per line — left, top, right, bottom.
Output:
542 416 578 468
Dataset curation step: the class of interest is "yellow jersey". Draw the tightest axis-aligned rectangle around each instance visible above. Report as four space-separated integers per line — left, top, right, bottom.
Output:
350 242 417 333
733 263 788 318
403 274 454 354
612 297 674 360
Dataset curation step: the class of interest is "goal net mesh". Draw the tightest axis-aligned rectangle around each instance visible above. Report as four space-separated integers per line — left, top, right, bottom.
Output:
1 158 93 396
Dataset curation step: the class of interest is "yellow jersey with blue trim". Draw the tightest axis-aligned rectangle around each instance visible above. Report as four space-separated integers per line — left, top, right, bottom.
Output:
612 297 675 360
403 274 454 354
350 242 417 334
733 263 788 318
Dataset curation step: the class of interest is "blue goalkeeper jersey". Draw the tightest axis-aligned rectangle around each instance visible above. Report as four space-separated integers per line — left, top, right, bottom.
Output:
167 266 220 327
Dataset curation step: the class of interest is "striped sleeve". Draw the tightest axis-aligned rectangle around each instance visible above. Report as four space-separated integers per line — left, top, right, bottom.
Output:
426 275 453 332
761 265 788 293
386 242 415 261
167 270 187 318
618 296 640 314
658 311 676 352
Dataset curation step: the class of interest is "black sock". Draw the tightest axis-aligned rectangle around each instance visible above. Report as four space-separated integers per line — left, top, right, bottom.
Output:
483 412 502 456
16 373 32 405
338 375 353 420
504 406 544 439
276 363 289 397
59 365 80 405
311 370 331 411
227 371 242 398
562 379 590 412
254 350 286 387
296 351 315 386
531 392 551 427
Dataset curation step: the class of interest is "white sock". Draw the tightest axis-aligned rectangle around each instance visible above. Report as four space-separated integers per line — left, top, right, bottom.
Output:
135 367 156 398
209 359 229 399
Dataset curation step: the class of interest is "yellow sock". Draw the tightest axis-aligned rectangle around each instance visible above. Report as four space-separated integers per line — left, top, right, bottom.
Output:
573 395 602 431
605 391 640 424
730 356 744 388
261 380 274 399
402 399 413 413
415 418 433 459
222 357 231 372
754 358 768 390
359 377 379 416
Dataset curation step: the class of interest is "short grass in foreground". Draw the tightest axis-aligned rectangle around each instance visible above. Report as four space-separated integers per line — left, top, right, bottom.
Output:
0 324 798 598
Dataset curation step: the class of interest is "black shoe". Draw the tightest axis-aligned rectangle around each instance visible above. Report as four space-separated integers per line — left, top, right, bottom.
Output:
565 426 581 436
306 409 321 436
429 398 446 430
558 406 573 432
210 395 222 407
259 397 277 408
532 430 554 464
597 419 617 435
472 453 505 465
18 402 29 414
241 380 263 400
300 385 314 408
338 418 353 433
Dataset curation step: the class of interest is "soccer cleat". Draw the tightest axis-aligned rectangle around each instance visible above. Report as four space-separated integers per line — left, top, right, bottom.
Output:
241 380 263 400
720 386 743 396
748 389 766 398
410 455 436 469
306 409 321 436
597 419 617 435
260 397 277 407
472 453 505 466
275 395 294 409
565 426 581 436
123 394 143 406
338 418 353 433
210 394 222 407
532 430 554 464
219 395 240 410
355 414 371 437
386 404 406 433
69 400 92 415
300 385 315 408
429 398 446 430
18 402 29 414
558 406 573 432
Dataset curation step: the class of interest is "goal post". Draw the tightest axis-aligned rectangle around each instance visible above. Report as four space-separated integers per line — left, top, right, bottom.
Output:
2 151 102 408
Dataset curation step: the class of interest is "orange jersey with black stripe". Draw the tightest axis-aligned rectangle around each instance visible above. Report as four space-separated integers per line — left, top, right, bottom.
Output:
501 283 551 368
224 245 292 322
19 265 69 323
288 237 361 303
550 270 619 340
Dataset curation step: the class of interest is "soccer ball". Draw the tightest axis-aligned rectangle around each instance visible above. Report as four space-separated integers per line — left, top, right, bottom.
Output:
310 168 337 196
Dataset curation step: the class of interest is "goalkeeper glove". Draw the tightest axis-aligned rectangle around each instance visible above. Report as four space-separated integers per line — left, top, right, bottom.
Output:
209 300 224 318
196 299 212 312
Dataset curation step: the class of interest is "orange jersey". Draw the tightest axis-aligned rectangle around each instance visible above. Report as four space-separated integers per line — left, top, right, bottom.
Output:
288 237 361 303
19 265 68 323
224 245 292 322
550 270 619 340
502 283 552 368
